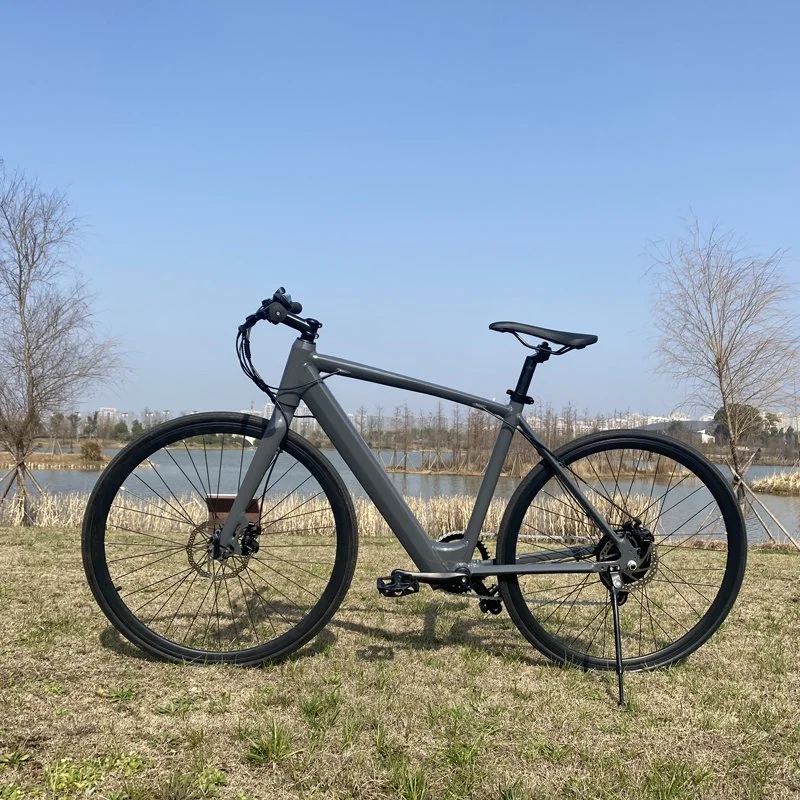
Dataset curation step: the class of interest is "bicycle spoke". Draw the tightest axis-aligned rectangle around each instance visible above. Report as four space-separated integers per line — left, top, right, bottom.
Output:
164 448 208 502
164 567 204 636
89 416 351 660
503 438 743 669
539 575 592 625
183 440 209 496
144 460 196 525
233 568 262 644
108 525 191 547
106 545 187 564
131 472 195 526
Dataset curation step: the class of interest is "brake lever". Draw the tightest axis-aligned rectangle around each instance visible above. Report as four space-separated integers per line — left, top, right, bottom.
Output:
265 288 302 315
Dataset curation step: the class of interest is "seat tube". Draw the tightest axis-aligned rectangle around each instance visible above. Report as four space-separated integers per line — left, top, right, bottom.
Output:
461 354 540 545
463 405 521 544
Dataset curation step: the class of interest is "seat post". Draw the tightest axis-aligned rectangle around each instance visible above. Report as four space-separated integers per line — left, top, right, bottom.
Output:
507 343 551 405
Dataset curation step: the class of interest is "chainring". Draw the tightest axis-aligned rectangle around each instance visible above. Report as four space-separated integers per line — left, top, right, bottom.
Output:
437 533 497 597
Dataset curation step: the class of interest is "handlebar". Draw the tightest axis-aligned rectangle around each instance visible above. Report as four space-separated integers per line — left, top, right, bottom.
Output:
238 287 321 341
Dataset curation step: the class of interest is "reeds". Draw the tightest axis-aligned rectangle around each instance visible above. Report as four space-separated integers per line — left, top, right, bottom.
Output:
0 490 508 537
411 451 690 480
750 470 800 496
0 461 105 471
0 489 656 544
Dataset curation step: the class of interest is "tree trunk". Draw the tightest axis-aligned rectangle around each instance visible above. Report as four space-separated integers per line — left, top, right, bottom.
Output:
14 458 32 526
728 435 746 503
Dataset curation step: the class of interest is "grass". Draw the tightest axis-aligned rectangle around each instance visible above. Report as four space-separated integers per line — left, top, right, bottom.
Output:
1 526 799 798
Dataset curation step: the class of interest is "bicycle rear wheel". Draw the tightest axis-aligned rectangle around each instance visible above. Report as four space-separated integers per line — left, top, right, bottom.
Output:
82 412 357 664
497 431 746 670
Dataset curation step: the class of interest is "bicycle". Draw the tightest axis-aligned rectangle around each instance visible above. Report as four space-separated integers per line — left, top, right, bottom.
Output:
82 288 747 704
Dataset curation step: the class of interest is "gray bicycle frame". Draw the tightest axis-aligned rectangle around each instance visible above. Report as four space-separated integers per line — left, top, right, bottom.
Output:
218 336 629 577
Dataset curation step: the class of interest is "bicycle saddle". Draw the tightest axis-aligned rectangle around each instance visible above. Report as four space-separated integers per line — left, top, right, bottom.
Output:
489 321 598 349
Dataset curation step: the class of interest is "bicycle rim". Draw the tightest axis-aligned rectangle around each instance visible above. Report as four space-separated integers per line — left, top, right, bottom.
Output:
498 432 746 670
82 413 356 664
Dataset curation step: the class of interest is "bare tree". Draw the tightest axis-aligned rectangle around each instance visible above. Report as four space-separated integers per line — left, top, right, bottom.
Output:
0 163 122 523
355 404 368 440
451 404 462 467
369 404 384 449
649 217 799 479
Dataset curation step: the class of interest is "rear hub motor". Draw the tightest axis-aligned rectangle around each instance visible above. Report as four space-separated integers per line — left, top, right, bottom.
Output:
597 521 658 599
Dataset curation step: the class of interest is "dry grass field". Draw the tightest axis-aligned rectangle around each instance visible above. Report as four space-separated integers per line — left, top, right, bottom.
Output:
0 526 798 799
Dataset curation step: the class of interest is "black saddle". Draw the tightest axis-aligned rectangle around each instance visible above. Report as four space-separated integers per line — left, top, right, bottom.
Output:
489 321 598 349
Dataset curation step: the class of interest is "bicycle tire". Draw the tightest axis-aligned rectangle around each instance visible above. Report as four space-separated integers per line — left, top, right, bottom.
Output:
82 412 357 665
497 430 746 670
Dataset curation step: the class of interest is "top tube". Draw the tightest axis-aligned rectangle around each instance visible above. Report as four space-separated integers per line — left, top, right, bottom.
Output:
309 350 512 418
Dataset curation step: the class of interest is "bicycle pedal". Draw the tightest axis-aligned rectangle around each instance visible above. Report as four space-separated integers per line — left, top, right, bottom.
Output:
479 597 503 615
376 572 419 597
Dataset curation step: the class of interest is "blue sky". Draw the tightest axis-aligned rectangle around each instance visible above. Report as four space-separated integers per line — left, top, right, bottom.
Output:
2 1 798 419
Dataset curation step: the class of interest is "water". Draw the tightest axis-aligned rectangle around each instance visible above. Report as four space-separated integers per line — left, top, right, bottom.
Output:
17 447 800 543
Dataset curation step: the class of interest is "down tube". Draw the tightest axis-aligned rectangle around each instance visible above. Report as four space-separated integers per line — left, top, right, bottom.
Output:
301 379 447 572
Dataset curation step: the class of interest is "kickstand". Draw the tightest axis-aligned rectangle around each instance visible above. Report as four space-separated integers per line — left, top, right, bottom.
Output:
609 571 625 707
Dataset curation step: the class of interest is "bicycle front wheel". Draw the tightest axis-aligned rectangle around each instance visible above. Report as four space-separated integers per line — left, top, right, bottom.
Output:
82 413 357 665
497 431 746 670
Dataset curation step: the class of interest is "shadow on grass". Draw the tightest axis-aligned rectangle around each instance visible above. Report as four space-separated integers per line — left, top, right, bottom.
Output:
99 627 163 662
331 600 548 667
97 600 548 669
99 623 339 666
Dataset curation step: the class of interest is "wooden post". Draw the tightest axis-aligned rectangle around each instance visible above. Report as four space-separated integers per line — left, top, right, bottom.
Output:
741 479 800 551
731 466 800 550
745 500 778 544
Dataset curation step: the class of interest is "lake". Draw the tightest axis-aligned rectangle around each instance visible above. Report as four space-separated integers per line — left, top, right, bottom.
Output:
20 448 800 545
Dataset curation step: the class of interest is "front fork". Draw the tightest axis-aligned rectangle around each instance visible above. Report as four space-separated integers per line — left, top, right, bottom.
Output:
215 396 300 554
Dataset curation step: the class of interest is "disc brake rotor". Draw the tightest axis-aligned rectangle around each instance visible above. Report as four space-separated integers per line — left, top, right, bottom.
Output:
186 524 249 579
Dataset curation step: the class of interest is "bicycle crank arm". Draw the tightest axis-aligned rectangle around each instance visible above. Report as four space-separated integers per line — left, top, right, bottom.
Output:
390 569 472 587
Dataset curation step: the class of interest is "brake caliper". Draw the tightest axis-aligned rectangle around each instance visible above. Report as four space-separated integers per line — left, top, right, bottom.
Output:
240 522 261 556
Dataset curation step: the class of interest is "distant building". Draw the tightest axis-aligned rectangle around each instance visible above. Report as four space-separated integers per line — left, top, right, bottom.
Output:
240 401 320 434
695 429 715 444
96 407 120 425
